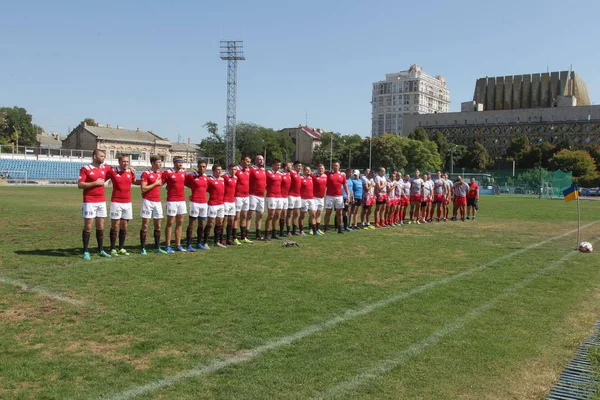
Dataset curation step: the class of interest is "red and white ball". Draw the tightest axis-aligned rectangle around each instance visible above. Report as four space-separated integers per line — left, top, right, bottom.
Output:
578 241 594 253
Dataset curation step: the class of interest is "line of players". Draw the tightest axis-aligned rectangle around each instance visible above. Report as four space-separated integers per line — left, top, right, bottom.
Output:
78 150 479 259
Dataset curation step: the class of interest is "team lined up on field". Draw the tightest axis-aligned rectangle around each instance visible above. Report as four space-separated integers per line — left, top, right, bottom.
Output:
77 150 479 259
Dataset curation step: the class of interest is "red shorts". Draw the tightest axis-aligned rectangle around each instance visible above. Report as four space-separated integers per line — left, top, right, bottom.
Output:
443 198 450 205
454 196 467 206
401 197 409 207
433 194 444 204
376 193 387 204
410 194 421 203
425 196 432 203
362 195 374 207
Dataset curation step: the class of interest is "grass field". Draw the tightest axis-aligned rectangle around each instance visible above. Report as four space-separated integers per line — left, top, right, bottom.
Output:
1 186 600 400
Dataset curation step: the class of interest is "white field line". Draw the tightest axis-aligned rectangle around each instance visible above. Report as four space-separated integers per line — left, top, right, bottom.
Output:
0 275 85 305
314 238 599 400
101 220 600 400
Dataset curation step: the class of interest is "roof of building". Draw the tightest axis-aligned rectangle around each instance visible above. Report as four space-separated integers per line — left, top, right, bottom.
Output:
169 142 201 152
300 126 322 139
84 124 168 144
37 133 64 147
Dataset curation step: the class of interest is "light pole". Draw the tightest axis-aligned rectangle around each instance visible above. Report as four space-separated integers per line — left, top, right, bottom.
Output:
329 135 334 170
368 134 372 170
348 148 352 169
449 144 457 175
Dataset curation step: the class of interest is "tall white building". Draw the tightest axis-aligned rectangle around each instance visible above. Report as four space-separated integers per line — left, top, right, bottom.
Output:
371 64 450 137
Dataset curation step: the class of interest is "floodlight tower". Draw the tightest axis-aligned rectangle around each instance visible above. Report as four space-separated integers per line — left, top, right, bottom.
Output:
220 40 245 166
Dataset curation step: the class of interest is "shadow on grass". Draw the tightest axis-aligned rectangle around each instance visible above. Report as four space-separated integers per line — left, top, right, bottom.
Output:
15 248 85 257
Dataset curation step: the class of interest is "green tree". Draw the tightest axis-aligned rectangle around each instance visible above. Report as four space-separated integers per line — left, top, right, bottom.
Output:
0 107 38 147
549 149 598 178
462 142 492 172
400 137 442 173
84 118 98 127
505 135 531 164
370 134 407 171
199 121 225 166
407 127 428 142
448 144 468 172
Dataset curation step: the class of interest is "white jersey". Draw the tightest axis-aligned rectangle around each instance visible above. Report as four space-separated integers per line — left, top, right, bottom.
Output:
423 180 434 198
374 175 387 194
369 178 375 195
444 179 453 194
387 180 396 198
454 182 469 197
410 178 424 195
433 178 446 195
402 179 411 196
394 179 402 196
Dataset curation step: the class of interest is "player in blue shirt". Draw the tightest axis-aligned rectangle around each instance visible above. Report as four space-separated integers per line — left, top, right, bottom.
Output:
350 170 363 229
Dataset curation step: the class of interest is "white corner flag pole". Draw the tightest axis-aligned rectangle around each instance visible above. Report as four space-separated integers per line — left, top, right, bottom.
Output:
576 190 581 250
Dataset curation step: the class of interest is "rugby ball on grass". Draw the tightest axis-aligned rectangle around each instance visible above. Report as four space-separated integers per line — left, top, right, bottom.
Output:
578 241 594 253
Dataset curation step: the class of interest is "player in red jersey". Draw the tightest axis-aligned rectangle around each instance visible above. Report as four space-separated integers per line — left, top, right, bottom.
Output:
265 159 283 240
279 163 293 237
299 165 318 236
204 165 226 248
223 164 239 245
286 161 303 236
234 156 252 243
162 157 187 253
323 161 351 234
106 154 137 256
311 164 328 234
140 155 167 254
184 159 209 251
248 155 267 240
466 177 479 220
452 176 469 221
78 149 112 260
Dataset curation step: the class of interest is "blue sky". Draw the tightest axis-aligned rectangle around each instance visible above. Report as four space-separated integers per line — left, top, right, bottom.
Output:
2 0 599 143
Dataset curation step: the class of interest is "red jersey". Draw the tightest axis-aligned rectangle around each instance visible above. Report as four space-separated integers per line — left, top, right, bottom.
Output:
162 168 186 202
325 171 346 197
185 172 208 204
106 167 135 203
235 167 250 197
223 174 238 203
79 164 110 203
312 174 328 198
207 176 225 206
266 170 283 198
249 166 267 197
300 176 314 199
288 170 302 197
280 172 292 197
141 169 162 202
467 183 479 199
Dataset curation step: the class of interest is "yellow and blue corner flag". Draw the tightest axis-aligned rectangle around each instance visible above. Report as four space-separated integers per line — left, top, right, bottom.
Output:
563 184 579 203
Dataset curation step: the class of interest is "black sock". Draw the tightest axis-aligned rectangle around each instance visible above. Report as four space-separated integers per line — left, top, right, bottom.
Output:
186 225 193 247
256 229 261 239
82 230 91 253
218 225 224 242
214 226 219 244
109 228 118 250
96 229 104 252
118 228 126 250
312 224 317 234
316 223 320 231
343 216 348 229
292 224 297 234
197 220 204 245
153 229 161 249
232 228 237 240
203 225 211 244
299 224 303 233
279 219 285 236
226 224 233 241
140 230 147 250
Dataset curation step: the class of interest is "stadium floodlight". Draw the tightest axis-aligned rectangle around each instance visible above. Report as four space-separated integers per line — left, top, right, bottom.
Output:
220 41 245 167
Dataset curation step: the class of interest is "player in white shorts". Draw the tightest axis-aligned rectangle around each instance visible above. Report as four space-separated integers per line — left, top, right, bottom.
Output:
139 155 167 254
287 161 303 235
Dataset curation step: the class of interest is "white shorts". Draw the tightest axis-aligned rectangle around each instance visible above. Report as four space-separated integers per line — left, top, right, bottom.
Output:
189 202 207 219
325 195 344 210
166 201 187 217
267 197 285 210
140 199 163 219
207 204 225 218
315 197 325 211
110 202 133 220
281 197 289 210
82 202 107 219
235 196 250 212
224 202 236 216
288 196 302 209
249 195 265 212
301 199 316 212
